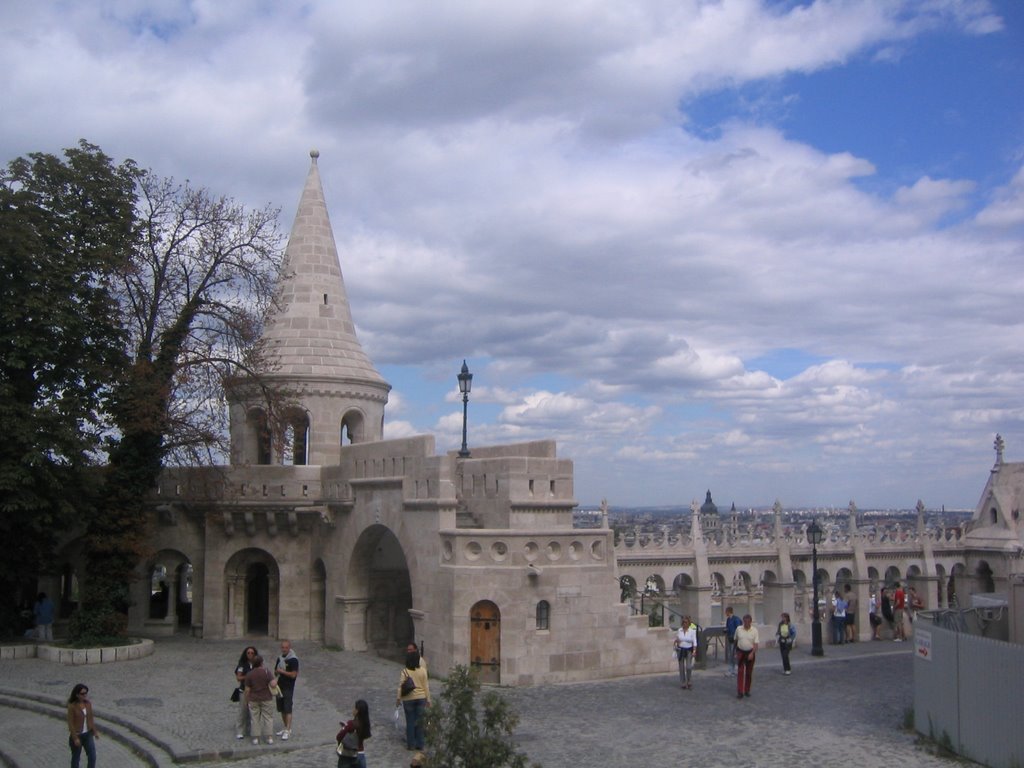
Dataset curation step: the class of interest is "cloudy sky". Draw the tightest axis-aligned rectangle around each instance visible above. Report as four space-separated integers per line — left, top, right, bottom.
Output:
2 1 1022 510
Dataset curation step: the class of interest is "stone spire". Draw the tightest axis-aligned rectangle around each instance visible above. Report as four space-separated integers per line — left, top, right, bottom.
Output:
261 150 387 385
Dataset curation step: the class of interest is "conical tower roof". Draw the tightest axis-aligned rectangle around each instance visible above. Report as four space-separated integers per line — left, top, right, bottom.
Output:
261 150 387 385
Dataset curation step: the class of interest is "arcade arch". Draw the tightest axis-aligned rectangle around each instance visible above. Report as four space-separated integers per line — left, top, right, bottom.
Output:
224 548 280 638
345 525 414 656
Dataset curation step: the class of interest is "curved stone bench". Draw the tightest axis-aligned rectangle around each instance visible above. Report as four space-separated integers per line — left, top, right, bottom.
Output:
0 638 154 664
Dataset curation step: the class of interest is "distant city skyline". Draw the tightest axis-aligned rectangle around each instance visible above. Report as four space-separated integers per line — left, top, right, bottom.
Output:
2 1 1021 509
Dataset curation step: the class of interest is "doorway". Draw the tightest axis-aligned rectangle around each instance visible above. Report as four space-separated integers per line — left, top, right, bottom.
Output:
470 600 501 684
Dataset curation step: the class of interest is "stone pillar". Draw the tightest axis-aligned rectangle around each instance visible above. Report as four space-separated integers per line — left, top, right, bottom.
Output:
676 585 713 668
762 582 795 626
852 579 871 642
338 596 370 651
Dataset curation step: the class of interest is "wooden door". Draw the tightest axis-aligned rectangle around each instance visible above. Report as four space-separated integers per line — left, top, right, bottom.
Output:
470 600 500 684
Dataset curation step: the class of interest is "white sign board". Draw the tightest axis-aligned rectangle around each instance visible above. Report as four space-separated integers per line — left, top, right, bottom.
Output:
915 628 932 662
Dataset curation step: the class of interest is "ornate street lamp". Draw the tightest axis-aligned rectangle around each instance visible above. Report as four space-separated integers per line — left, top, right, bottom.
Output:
808 519 824 657
457 360 473 458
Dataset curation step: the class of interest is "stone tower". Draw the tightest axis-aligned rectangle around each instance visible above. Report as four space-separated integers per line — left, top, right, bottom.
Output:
228 150 390 466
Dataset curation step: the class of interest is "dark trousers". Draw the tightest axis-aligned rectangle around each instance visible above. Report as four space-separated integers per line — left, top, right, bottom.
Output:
779 642 792 672
737 649 756 694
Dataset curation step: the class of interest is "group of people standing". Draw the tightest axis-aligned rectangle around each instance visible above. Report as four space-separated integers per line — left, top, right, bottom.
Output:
232 639 299 746
676 605 796 700
230 640 431 766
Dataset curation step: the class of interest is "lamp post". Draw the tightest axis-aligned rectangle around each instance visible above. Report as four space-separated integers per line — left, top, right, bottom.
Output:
457 360 473 458
808 519 824 657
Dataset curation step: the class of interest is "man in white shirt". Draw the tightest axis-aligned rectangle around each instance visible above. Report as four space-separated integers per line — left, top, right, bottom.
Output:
734 614 759 699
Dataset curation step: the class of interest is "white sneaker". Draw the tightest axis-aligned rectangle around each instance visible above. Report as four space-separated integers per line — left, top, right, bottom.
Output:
276 729 286 736
236 734 244 740
281 731 290 741
252 738 259 746
267 738 274 745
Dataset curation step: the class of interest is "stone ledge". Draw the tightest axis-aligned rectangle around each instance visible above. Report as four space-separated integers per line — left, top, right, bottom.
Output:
1 639 154 664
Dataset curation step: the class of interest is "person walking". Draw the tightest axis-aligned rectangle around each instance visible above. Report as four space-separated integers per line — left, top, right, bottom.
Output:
35 592 55 641
674 615 697 689
775 612 795 675
844 584 858 642
67 683 99 768
244 654 275 746
831 591 847 645
336 699 371 768
734 614 759 698
397 648 430 751
233 646 258 740
893 583 907 641
274 640 299 740
880 587 895 639
724 605 741 677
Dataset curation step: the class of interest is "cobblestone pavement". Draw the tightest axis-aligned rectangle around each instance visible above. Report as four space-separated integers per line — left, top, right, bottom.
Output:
0 636 951 768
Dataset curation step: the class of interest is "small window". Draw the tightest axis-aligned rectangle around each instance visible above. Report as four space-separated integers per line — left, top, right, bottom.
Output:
535 600 550 630
991 508 998 524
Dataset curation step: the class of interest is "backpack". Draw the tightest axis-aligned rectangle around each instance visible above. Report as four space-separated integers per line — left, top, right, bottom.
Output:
779 623 790 638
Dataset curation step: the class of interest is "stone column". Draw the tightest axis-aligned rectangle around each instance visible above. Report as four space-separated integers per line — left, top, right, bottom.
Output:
337 596 371 651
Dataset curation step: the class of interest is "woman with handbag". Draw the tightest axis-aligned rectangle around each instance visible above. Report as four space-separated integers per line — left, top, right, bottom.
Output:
336 699 371 768
233 646 258 740
396 649 430 751
243 655 276 746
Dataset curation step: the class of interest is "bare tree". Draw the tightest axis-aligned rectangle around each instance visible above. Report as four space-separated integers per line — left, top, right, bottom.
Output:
72 170 286 640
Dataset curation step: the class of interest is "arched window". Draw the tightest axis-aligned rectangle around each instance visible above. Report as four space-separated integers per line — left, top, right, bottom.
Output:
535 600 550 630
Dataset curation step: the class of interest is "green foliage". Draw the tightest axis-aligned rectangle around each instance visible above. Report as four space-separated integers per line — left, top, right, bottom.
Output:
423 665 540 768
0 141 137 633
1 140 284 640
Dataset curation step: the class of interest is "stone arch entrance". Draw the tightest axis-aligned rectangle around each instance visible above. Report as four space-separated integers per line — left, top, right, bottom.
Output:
224 549 280 639
470 600 501 685
344 525 414 656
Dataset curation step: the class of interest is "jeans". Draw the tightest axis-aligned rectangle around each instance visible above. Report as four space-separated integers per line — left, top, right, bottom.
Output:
779 642 792 672
403 698 426 749
676 648 694 686
358 752 367 768
725 637 736 672
69 731 97 768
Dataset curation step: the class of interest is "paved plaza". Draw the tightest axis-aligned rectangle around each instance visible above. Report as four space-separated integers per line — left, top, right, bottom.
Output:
0 635 952 768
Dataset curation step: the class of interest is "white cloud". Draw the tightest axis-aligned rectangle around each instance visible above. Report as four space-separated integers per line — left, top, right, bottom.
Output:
0 0 1017 508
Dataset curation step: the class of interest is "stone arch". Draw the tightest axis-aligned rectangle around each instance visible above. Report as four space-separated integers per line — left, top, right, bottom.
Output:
884 565 902 586
733 571 753 595
835 567 854 590
907 564 922 579
246 407 272 465
340 408 368 445
619 575 637 603
762 569 779 585
975 560 995 593
309 558 327 642
710 572 726 598
53 536 88 620
146 548 190 625
223 548 280 639
792 569 808 589
673 572 694 593
282 406 310 466
949 562 967 606
345 524 414 656
645 574 666 594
